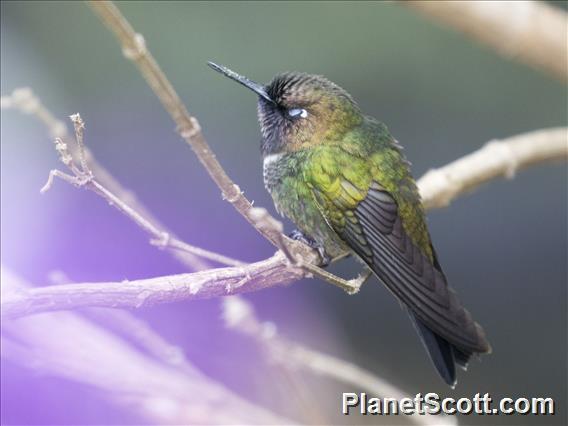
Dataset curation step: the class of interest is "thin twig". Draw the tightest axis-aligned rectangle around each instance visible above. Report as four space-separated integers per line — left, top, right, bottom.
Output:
1 88 211 270
404 1 568 82
298 262 369 295
36 113 244 268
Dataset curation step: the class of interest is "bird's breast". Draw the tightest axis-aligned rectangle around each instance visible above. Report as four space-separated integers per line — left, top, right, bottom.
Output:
262 152 286 193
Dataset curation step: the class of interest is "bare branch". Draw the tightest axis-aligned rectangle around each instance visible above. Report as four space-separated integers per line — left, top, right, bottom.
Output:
0 252 302 319
0 267 293 425
2 127 565 320
222 296 457 426
419 127 567 210
404 1 568 82
83 308 203 376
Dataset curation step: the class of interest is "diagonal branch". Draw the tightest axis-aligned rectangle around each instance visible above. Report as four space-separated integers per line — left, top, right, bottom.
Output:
87 1 313 261
2 127 565 320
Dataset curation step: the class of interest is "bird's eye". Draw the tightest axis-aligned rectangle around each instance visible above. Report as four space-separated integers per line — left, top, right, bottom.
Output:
287 108 308 119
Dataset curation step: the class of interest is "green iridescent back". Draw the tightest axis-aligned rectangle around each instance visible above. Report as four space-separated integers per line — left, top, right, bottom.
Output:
264 117 432 261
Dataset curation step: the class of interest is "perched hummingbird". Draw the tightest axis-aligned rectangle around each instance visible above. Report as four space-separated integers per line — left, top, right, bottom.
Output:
209 62 491 387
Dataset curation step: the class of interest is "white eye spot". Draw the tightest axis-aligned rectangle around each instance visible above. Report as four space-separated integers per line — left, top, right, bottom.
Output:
288 108 308 119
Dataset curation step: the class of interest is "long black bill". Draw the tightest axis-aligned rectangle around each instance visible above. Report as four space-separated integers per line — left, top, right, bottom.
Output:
208 61 274 103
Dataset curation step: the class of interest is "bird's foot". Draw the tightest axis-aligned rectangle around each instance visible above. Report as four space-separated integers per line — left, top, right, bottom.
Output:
288 230 331 267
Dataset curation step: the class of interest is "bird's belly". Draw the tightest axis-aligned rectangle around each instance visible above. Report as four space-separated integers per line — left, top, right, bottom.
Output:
263 156 347 257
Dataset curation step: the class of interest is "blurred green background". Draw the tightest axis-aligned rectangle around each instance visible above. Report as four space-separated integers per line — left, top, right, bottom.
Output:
1 1 566 425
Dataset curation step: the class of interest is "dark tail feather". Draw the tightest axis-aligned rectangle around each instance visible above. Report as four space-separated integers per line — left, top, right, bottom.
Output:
453 347 473 370
409 313 457 387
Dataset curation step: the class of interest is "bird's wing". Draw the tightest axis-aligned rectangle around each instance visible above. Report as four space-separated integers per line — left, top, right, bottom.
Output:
306 151 490 355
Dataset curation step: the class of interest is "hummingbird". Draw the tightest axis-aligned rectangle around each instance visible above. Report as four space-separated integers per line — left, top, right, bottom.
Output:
208 62 491 387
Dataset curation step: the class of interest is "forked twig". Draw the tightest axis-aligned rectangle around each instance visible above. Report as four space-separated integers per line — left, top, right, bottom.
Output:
38 113 244 268
1 87 212 271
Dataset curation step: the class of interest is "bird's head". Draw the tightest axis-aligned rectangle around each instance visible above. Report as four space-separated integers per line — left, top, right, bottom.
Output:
208 62 362 156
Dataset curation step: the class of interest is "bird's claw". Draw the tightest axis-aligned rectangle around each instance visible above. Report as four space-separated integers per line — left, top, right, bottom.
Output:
288 230 331 267
316 247 331 267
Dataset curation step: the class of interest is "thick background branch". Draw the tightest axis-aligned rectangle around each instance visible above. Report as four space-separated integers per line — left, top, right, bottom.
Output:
404 1 568 82
419 127 568 209
222 296 457 426
2 126 566 320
